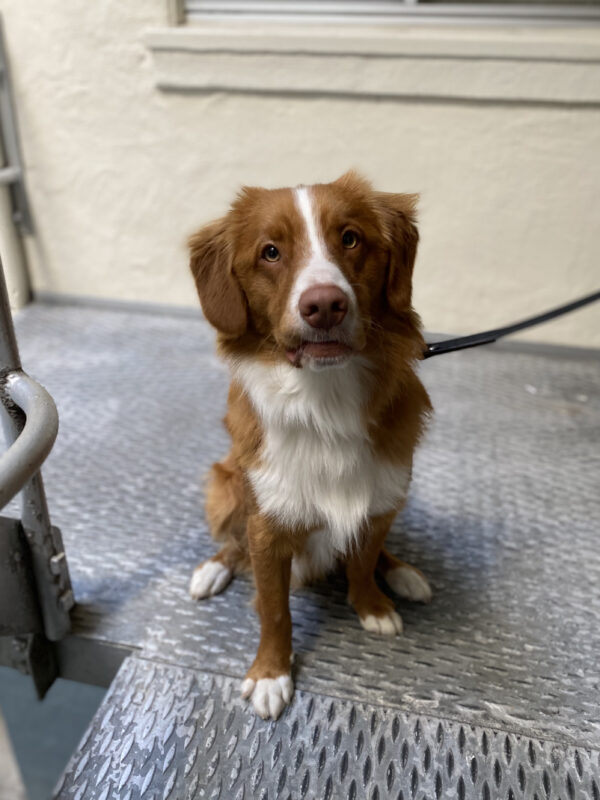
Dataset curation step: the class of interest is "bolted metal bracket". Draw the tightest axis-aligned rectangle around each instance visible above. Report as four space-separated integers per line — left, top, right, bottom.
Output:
0 515 43 637
0 516 67 698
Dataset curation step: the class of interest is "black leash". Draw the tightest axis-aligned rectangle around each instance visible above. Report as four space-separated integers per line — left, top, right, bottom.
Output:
423 290 600 359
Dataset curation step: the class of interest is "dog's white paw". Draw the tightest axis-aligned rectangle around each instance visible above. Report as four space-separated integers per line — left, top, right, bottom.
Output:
360 610 404 635
241 674 294 720
189 560 232 600
385 566 432 603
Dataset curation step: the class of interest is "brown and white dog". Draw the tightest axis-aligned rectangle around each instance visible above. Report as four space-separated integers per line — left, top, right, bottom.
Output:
189 172 432 720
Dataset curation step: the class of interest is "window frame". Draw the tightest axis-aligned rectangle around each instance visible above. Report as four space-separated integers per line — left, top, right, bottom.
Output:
183 0 600 26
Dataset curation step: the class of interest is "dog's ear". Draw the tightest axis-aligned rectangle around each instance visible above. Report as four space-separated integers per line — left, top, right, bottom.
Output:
188 217 247 337
375 192 419 316
333 169 372 194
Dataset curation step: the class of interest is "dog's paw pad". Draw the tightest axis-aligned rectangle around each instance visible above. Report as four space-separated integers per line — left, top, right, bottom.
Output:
189 560 232 600
360 610 404 635
241 674 294 720
385 566 432 603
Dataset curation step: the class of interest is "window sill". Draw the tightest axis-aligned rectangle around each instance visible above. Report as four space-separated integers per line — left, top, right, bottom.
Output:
145 24 600 105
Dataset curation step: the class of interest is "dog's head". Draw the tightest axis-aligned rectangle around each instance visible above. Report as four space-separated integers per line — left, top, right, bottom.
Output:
189 171 420 370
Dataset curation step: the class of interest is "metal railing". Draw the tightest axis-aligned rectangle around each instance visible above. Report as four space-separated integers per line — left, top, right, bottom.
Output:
0 16 32 233
0 372 58 510
0 13 71 698
0 258 73 696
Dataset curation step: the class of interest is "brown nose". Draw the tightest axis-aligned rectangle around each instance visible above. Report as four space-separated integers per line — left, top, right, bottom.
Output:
299 284 348 329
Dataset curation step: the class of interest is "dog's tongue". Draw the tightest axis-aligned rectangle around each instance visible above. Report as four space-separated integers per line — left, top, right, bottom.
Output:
286 341 350 367
304 342 350 358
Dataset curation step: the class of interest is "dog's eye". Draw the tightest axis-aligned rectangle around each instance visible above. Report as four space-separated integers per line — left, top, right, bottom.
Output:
342 230 359 249
262 244 280 262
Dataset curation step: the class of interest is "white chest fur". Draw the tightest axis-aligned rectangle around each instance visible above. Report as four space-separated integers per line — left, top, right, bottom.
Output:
232 359 411 551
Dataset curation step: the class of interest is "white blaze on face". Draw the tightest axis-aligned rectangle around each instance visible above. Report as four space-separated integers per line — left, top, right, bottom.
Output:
290 186 357 327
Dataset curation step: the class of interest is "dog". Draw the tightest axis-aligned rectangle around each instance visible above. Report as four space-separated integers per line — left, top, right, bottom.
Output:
188 171 432 720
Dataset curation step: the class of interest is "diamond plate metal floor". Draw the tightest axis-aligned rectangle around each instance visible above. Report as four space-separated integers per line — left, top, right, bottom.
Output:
53 657 600 800
9 302 600 798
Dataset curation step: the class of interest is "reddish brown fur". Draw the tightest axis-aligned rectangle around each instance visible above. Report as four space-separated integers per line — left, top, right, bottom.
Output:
189 172 432 711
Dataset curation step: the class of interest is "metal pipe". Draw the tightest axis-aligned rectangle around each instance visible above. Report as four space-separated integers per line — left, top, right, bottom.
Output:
0 15 32 233
0 165 19 185
0 249 20 370
0 15 30 307
0 371 58 509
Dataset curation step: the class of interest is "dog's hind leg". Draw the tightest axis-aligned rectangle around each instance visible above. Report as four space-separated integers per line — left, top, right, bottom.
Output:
190 456 250 600
377 548 432 604
190 541 248 599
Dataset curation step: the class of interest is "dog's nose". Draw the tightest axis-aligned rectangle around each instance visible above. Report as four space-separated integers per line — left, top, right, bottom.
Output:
299 285 348 329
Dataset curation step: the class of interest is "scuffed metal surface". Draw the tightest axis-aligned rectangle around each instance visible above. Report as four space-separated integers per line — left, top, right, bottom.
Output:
9 302 600 793
54 657 600 800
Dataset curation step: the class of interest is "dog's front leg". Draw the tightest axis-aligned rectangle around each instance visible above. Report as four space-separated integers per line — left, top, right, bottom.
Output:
347 510 405 635
241 513 294 720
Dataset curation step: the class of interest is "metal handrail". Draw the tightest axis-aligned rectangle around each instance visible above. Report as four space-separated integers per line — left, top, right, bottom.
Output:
0 370 58 509
0 19 70 691
0 15 32 232
0 254 72 647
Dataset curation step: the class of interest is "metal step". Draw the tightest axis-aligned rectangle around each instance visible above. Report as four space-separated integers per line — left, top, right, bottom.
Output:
6 301 600 798
54 655 600 800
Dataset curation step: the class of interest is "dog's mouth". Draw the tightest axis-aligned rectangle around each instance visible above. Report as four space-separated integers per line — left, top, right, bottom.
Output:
285 340 353 368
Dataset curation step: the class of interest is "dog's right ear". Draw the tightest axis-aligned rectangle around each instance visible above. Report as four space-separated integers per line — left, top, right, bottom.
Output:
188 218 247 337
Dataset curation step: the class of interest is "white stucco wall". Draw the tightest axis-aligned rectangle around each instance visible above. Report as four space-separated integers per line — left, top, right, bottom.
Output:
2 2 599 345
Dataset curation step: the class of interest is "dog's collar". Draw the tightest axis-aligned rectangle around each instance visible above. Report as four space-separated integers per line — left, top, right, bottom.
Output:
423 290 600 359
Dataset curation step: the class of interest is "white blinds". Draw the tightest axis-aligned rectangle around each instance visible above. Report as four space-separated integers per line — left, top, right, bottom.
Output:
185 0 600 23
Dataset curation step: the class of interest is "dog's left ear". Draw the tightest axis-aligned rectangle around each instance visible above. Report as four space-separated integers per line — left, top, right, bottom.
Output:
375 192 419 316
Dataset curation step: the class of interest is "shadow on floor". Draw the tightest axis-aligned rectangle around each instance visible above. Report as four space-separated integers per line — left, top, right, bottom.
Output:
0 667 105 800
